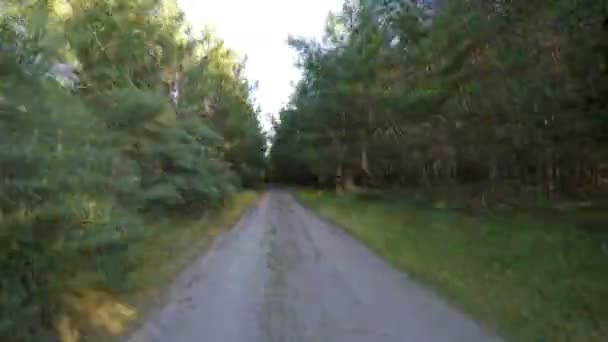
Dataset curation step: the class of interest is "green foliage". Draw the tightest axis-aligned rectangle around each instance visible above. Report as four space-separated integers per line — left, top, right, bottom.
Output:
0 42 139 341
136 122 237 210
270 0 608 198
0 0 265 340
93 88 167 131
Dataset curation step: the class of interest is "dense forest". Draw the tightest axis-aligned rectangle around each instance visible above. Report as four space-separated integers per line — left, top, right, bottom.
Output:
2 0 608 340
270 0 608 205
0 0 265 340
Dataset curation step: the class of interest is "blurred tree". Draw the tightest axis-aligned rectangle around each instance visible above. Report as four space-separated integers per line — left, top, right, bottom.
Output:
270 0 608 201
0 0 266 340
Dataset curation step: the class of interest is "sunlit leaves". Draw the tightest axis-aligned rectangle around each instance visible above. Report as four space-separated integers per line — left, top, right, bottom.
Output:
0 0 265 340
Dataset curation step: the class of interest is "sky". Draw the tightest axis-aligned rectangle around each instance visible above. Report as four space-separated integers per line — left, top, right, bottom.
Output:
177 0 343 129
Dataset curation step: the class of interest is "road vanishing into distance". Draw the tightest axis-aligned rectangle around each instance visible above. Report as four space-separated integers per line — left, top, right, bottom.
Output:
128 190 502 342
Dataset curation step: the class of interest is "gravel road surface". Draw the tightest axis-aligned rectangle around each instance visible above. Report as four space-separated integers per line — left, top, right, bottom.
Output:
128 190 501 342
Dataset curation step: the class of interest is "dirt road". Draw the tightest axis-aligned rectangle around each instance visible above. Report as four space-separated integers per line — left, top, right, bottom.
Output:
128 190 501 342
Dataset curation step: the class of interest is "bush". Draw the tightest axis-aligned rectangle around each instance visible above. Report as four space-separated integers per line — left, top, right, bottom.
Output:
0 1 266 339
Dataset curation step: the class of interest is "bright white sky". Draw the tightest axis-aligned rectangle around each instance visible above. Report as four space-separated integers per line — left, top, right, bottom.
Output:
177 0 343 130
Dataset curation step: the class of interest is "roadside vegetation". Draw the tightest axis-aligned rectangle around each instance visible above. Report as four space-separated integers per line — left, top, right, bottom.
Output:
299 190 608 341
1 1 265 341
82 191 259 341
126 191 258 307
271 0 608 341
270 0 607 197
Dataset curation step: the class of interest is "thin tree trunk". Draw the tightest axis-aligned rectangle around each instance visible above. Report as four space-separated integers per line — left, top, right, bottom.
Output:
336 164 343 193
361 147 370 176
421 164 430 187
344 172 357 192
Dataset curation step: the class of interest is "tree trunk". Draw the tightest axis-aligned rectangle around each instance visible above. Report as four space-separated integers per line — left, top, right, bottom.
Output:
421 164 430 187
344 172 357 192
336 164 343 193
361 148 370 176
546 160 554 200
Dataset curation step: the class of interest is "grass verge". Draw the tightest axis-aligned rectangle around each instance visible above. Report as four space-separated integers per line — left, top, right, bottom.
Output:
298 190 608 342
75 191 259 341
126 191 259 303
